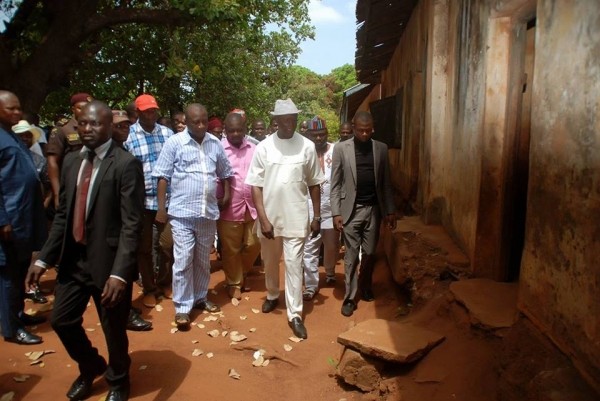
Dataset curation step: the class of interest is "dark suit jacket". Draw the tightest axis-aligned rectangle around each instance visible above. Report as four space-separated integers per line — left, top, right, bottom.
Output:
38 142 144 289
330 138 395 225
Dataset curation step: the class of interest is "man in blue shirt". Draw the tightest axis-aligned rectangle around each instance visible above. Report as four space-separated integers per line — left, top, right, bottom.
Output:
153 103 233 330
0 90 47 344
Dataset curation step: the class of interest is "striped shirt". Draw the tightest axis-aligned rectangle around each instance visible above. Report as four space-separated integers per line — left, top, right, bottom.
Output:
123 122 172 210
152 129 233 220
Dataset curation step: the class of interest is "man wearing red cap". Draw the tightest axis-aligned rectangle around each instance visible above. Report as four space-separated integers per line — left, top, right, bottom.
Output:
46 92 93 209
207 116 223 140
123 94 173 308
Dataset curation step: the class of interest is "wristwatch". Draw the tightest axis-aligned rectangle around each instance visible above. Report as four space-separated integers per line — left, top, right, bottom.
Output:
313 216 322 222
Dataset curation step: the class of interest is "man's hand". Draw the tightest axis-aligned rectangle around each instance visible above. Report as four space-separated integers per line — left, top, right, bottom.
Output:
53 195 60 210
25 263 45 292
310 220 320 238
217 195 231 211
101 277 127 308
260 218 274 239
333 216 344 232
155 208 168 225
385 214 397 230
0 224 12 241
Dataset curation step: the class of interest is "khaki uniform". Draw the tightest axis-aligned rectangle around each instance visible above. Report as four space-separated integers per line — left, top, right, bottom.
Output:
46 118 82 162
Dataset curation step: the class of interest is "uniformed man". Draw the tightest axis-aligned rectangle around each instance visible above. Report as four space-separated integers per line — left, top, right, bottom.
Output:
46 92 93 209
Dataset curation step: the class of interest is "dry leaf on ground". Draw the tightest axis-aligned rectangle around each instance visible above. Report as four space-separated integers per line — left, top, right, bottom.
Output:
30 360 43 366
139 365 147 370
85 328 95 332
192 340 199 344
203 315 218 322
230 333 247 342
12 375 30 383
206 352 214 358
283 344 293 352
231 298 240 306
249 328 256 332
262 359 270 367
192 349 203 357
0 391 15 401
251 308 259 314
207 329 220 337
221 331 228 337
288 336 303 343
196 323 206 329
239 315 247 320
252 356 264 367
155 304 163 312
228 368 241 380
27 351 44 361
170 328 178 334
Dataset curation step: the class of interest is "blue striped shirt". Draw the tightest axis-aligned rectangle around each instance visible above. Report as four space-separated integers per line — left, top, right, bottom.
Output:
123 122 173 210
152 129 233 220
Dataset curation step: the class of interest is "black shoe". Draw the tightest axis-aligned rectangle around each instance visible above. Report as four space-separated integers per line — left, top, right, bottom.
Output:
105 385 130 401
66 358 107 400
19 312 47 326
288 317 307 339
126 310 152 331
261 298 279 313
361 288 375 302
25 289 48 304
341 301 357 317
4 328 43 345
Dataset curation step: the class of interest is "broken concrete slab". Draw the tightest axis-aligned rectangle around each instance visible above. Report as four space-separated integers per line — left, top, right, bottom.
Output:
336 348 385 392
337 319 445 363
450 278 518 329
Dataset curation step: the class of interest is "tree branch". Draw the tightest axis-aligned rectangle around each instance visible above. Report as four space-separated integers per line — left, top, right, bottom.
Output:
84 8 196 37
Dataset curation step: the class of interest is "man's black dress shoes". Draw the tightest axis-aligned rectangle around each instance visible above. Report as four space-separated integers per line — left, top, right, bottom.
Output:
105 385 130 401
288 317 307 339
341 300 357 317
126 309 152 331
19 312 47 326
25 288 48 303
66 358 107 400
261 298 279 313
4 328 43 345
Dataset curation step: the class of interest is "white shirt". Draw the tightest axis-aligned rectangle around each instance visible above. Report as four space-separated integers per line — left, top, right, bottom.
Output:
78 139 112 215
245 132 325 238
308 142 335 229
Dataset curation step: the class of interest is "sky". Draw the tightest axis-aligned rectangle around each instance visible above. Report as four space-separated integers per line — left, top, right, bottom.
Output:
296 0 357 75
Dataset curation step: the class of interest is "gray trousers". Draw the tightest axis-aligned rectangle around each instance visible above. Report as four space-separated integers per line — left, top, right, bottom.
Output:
342 204 381 302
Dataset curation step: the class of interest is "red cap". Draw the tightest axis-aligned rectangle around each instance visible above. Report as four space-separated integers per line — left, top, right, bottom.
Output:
135 94 159 111
70 93 93 106
207 117 223 132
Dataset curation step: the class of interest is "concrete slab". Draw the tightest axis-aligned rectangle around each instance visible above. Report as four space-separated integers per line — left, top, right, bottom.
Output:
450 278 519 329
337 319 445 363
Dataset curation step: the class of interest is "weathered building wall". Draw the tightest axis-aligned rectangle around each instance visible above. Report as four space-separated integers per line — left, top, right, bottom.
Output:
519 0 600 389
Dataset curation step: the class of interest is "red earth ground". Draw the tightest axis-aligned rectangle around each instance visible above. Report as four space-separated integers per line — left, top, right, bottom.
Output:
1 243 500 401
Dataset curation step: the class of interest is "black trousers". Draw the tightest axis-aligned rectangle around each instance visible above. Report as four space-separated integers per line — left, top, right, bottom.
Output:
51 252 132 388
0 243 28 338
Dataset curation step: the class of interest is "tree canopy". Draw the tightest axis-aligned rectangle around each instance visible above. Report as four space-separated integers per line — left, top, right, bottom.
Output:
0 0 314 121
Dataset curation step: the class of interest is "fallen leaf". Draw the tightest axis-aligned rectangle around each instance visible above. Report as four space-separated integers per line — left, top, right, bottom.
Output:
44 350 56 354
28 351 44 361
24 352 32 357
249 328 256 333
170 322 177 327
170 328 178 334
196 324 206 329
203 315 218 322
231 298 240 306
228 368 241 380
288 336 303 343
192 349 203 357
139 365 147 370
87 302 92 307
192 340 199 344
12 375 30 383
85 328 96 332
39 362 45 368
239 315 247 320
230 333 247 342
252 356 264 367
244 296 250 301
207 329 220 337
30 360 43 366
221 331 228 337
206 352 214 359
0 391 15 401
283 344 293 352
253 349 265 359
251 308 259 314
155 304 163 312
262 359 270 367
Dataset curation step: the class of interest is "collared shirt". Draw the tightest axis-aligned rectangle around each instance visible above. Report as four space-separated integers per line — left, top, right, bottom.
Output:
307 142 335 229
245 132 325 238
152 129 233 220
218 137 257 222
77 139 112 214
123 122 172 210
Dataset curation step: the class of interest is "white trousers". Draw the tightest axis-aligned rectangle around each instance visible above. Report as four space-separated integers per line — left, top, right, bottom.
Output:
170 216 215 314
261 236 305 321
302 228 339 291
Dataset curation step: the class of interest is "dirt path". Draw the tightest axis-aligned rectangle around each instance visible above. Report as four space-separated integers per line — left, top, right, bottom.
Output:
1 250 403 401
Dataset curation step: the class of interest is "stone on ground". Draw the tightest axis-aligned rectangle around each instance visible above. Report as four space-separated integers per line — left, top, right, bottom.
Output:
336 348 385 392
337 319 445 363
450 278 518 329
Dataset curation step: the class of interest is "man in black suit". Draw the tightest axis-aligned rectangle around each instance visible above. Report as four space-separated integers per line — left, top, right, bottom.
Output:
26 101 144 401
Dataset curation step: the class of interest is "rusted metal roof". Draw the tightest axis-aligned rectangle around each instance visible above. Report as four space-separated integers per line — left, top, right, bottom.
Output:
355 0 418 83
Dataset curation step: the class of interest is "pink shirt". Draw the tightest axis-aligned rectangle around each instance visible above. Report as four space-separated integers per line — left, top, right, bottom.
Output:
217 138 257 222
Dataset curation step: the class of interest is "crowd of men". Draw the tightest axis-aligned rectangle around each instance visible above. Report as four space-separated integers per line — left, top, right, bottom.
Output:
0 90 396 401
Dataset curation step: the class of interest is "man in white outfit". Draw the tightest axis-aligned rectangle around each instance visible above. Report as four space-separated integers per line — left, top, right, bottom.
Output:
245 99 324 339
302 116 338 301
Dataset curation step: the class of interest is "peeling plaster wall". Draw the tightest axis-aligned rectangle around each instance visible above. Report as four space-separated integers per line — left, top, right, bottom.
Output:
519 0 600 389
